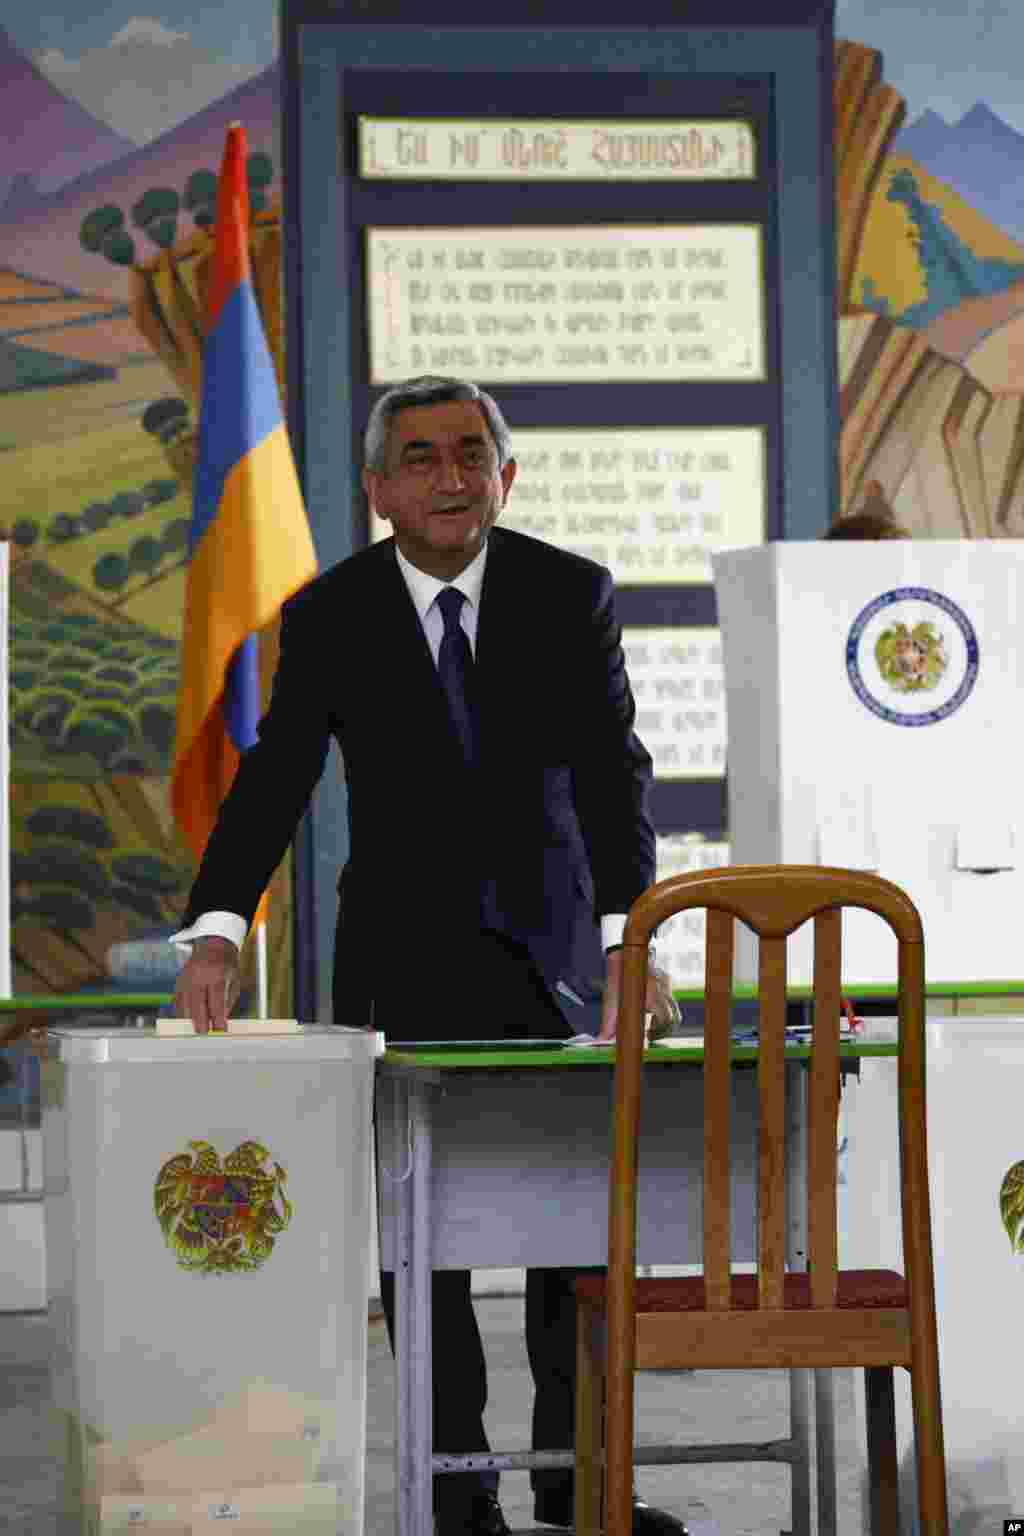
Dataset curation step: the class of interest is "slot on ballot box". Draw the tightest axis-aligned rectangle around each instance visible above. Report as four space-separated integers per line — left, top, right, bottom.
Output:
155 1018 303 1037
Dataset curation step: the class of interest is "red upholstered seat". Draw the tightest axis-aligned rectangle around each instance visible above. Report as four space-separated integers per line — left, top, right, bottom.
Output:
574 1267 909 1313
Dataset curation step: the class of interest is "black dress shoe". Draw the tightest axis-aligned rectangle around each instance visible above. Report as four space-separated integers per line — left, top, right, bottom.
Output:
437 1491 511 1535
534 1491 689 1535
630 1497 691 1536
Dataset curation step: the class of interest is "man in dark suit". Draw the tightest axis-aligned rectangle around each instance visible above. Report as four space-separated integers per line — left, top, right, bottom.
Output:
172 376 687 1536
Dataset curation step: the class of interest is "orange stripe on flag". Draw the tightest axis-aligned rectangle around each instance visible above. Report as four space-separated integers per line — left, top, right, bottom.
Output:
173 428 318 843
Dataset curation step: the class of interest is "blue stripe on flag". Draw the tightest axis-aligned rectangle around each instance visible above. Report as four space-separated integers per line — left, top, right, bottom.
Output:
224 635 260 752
191 281 282 553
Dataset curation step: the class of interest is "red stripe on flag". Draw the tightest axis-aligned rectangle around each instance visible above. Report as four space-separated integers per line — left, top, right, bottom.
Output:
206 123 250 333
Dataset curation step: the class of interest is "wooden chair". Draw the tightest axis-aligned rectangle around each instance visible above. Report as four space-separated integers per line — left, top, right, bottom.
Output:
574 865 948 1536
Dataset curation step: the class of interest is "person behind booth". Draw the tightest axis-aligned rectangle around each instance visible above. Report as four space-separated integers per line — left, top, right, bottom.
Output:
171 376 688 1536
824 482 910 540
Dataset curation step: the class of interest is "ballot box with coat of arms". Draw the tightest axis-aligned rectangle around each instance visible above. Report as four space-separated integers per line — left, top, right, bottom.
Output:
42 1024 381 1535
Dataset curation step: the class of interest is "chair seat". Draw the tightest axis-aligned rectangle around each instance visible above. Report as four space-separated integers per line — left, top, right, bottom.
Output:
574 1268 908 1312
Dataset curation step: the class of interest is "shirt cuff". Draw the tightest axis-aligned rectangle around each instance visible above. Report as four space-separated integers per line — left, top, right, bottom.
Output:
601 914 627 950
168 912 247 953
601 914 658 954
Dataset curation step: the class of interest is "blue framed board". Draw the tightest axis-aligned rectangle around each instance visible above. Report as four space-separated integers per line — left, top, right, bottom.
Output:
281 1 837 1020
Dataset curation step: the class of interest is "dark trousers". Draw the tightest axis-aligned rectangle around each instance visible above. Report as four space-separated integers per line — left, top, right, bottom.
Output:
370 928 597 1517
378 1265 598 1515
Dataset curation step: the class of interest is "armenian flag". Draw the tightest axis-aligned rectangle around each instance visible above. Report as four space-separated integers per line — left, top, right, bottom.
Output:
172 122 317 919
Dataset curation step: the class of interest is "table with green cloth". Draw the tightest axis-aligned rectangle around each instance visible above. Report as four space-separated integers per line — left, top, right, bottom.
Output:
375 1034 899 1536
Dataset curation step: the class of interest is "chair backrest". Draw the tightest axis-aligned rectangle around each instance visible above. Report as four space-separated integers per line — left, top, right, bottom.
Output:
608 865 930 1322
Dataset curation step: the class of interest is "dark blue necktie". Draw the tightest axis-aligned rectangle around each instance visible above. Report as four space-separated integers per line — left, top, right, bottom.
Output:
436 586 477 767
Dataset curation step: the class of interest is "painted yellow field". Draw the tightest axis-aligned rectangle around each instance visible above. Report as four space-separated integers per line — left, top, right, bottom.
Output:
43 512 187 616
5 409 191 641
0 357 178 451
853 154 1024 317
6 415 171 520
117 561 189 640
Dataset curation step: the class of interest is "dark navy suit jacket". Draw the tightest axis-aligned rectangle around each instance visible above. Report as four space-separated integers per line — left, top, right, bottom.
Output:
182 526 655 1021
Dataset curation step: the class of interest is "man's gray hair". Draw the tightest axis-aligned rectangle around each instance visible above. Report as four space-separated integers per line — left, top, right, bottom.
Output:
363 376 513 472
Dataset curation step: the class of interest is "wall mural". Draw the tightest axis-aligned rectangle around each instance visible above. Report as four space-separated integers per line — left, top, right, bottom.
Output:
0 3 1022 1009
0 10 285 1013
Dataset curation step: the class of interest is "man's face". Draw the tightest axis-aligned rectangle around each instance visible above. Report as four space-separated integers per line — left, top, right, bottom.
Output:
362 400 516 579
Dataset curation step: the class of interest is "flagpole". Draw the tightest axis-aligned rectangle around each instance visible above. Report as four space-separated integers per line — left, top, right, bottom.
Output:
255 921 269 1019
171 121 317 1031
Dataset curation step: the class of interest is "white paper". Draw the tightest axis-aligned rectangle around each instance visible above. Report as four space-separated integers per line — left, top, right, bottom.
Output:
954 817 1015 871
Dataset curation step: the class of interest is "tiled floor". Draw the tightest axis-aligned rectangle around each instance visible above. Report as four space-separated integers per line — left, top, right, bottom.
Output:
2 1300 867 1534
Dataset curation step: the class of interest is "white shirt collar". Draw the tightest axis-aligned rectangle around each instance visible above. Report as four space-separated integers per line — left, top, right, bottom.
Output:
393 537 489 623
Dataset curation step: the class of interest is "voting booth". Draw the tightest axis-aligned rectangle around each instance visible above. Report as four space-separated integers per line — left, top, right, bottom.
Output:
43 1025 381 1536
715 540 1024 1533
712 540 1024 986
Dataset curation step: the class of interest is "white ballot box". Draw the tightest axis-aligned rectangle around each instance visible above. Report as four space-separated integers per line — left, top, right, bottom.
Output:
712 541 1024 986
845 1015 1024 1534
43 1024 382 1536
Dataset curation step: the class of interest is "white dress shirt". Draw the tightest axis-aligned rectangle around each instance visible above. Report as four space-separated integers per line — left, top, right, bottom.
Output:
169 538 629 959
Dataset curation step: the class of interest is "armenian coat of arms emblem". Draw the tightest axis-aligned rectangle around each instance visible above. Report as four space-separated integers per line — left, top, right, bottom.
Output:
873 620 948 693
1000 1160 1024 1255
154 1139 292 1275
846 587 979 726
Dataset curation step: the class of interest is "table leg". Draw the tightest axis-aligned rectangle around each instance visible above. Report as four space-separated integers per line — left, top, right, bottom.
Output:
408 1080 435 1536
390 1075 412 1536
814 1368 838 1536
785 1060 839 1536
788 1367 813 1536
390 1076 436 1536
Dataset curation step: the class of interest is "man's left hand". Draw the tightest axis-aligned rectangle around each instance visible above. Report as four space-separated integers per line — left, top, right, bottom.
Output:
596 948 681 1043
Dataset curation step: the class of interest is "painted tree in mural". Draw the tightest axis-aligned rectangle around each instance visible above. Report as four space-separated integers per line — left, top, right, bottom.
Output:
887 167 1024 327
184 170 218 229
79 154 276 268
131 189 181 251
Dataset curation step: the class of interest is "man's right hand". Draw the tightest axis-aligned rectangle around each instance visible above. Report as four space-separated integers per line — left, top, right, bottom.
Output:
173 935 242 1034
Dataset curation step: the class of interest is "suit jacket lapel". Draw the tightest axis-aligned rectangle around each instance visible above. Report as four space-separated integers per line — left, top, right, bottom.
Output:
474 528 524 756
474 527 518 675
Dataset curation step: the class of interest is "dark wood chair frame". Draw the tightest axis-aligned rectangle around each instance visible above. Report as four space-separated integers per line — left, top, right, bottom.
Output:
574 865 949 1536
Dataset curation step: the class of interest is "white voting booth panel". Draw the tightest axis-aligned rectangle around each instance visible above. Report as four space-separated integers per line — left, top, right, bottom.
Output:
0 540 31 1310
0 1124 46 1310
713 542 1024 986
845 1016 1024 1535
43 1026 380 1536
0 541 10 996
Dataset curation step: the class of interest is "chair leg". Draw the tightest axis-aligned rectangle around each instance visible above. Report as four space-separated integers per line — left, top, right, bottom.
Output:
908 1357 950 1536
864 1366 900 1536
575 1305 604 1536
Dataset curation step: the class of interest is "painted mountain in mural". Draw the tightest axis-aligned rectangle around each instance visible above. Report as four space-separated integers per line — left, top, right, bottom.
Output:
0 60 279 303
0 26 136 214
851 150 1024 375
894 103 1024 244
